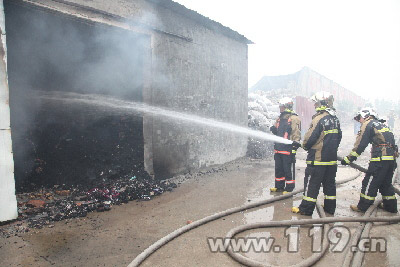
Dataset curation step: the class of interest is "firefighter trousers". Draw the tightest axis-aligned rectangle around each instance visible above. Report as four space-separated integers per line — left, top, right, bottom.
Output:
299 165 337 215
357 160 397 213
274 153 295 191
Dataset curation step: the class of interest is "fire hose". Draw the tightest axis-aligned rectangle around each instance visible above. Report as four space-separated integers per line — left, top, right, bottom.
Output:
128 157 400 267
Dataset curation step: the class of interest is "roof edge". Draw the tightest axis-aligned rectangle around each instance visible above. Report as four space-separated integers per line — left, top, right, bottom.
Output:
148 0 253 44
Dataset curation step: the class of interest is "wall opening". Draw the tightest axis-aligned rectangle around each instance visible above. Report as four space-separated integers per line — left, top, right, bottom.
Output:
5 1 151 192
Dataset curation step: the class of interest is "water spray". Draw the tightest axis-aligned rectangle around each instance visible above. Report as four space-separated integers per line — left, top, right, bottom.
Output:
35 91 292 145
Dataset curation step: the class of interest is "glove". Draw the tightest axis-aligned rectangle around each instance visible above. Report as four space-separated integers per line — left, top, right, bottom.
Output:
341 158 349 165
270 126 277 135
292 141 301 150
341 156 356 165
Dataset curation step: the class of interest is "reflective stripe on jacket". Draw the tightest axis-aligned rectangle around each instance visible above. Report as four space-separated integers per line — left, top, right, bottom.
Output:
303 110 342 164
273 111 301 153
347 118 396 161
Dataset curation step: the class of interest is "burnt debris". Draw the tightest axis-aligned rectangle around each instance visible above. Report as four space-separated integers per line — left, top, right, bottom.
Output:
12 174 177 231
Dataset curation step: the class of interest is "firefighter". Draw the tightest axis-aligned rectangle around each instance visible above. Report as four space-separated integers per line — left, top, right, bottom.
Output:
342 108 398 213
269 97 301 193
292 91 342 216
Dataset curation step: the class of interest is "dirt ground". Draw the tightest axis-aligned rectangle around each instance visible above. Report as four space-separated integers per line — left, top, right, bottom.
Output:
1 125 400 267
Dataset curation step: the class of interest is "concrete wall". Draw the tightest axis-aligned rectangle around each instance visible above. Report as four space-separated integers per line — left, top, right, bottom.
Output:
15 0 249 178
0 0 18 222
148 2 248 177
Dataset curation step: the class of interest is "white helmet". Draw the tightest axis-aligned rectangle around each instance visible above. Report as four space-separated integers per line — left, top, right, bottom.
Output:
310 91 334 108
278 97 294 110
354 107 378 121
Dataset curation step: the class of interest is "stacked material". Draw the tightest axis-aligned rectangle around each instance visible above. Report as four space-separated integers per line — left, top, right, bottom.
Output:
247 91 279 158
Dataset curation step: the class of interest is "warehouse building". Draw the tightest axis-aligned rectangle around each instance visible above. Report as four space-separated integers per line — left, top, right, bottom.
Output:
0 0 252 221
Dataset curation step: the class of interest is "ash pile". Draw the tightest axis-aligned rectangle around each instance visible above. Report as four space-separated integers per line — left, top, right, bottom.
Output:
247 91 279 158
13 175 176 231
1 175 177 236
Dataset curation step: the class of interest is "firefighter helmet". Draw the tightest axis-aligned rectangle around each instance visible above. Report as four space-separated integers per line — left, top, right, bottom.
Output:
354 107 378 121
310 91 334 108
278 97 294 110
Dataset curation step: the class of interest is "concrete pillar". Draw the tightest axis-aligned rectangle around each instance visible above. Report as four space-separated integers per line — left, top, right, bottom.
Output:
0 0 17 222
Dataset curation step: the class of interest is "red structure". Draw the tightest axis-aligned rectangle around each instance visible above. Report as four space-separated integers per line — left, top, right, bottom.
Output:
251 67 365 108
295 96 315 136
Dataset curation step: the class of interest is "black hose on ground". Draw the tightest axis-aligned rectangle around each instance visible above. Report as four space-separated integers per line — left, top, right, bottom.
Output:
341 201 380 267
337 156 400 196
351 206 379 267
128 158 400 267
225 203 332 267
128 185 307 267
225 202 396 267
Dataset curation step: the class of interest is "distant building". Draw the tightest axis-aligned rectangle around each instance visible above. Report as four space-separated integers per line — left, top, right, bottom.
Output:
250 67 365 128
250 66 365 107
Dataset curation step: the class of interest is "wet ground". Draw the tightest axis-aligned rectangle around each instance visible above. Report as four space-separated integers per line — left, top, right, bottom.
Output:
1 125 400 266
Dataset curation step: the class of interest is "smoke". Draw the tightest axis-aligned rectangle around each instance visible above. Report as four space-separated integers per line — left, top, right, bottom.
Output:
6 2 150 100
3 1 252 184
4 1 155 186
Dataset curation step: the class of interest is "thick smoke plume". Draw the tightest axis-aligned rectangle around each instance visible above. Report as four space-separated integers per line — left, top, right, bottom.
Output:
5 1 153 188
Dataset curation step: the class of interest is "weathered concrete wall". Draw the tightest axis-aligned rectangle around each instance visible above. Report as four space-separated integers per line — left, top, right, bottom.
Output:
0 0 18 222
148 2 248 177
61 0 249 177
12 0 249 178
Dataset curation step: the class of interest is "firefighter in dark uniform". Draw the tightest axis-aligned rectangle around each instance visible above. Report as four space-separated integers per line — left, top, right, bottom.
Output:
292 92 342 216
270 97 301 193
342 108 398 213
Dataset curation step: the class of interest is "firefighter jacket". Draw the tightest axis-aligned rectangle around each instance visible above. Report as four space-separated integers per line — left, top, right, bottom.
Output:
271 111 301 155
346 117 397 162
303 109 342 165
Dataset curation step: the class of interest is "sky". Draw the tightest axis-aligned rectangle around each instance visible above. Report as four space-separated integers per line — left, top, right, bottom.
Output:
173 0 400 102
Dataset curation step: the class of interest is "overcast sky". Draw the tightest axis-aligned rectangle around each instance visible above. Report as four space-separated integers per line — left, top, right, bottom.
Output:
173 0 400 102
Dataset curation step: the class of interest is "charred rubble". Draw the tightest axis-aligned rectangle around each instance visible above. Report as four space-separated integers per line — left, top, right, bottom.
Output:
1 161 233 236
0 174 177 236
15 174 177 231
5 93 179 232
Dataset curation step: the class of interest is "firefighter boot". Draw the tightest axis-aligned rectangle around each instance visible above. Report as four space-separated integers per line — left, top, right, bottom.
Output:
292 207 312 216
378 202 398 213
350 204 362 212
270 187 284 192
292 207 300 213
